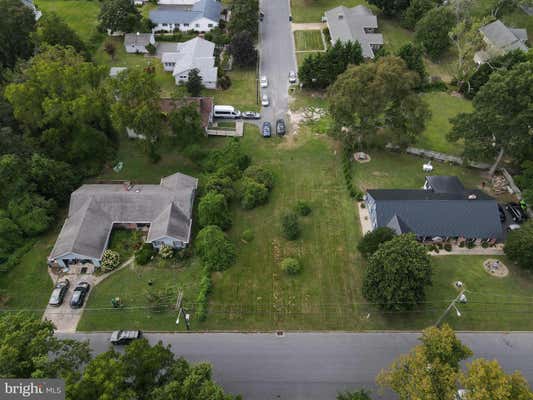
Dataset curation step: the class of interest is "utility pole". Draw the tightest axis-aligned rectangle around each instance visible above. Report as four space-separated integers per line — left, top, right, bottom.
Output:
175 289 190 330
435 288 466 327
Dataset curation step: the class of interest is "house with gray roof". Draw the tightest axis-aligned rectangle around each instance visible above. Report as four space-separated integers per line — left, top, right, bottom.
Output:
474 19 528 64
124 32 155 54
324 5 383 59
150 0 222 33
48 172 198 269
364 176 503 241
161 37 217 88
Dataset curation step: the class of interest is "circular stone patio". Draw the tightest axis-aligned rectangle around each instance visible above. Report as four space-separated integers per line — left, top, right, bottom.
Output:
483 259 509 278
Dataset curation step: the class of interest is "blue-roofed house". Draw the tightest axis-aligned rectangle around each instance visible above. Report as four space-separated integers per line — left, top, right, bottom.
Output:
364 176 503 241
149 0 222 33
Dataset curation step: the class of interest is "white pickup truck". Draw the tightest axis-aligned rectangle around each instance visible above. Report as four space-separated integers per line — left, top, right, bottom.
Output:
110 330 142 345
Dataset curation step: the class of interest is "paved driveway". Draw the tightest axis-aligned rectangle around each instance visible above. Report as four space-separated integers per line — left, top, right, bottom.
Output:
259 0 297 124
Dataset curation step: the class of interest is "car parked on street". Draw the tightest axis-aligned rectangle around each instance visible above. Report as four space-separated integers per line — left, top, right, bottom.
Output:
48 279 70 306
261 94 270 107
276 119 286 136
262 121 272 137
289 71 297 84
242 111 261 119
259 11 264 21
260 76 268 88
110 330 143 345
70 281 90 308
506 202 527 223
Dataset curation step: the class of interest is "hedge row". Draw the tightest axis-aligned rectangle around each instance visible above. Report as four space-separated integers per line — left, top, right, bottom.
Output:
195 266 212 321
341 150 363 200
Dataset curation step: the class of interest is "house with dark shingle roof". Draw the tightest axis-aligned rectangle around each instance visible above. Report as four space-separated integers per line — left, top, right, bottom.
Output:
324 5 383 59
474 19 528 64
48 172 198 268
364 176 503 241
150 0 222 33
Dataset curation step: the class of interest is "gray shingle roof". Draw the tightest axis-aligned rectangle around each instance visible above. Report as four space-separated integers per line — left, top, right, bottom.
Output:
149 0 222 24
425 176 465 193
367 181 503 240
49 172 198 261
325 5 383 58
480 20 528 52
124 33 153 47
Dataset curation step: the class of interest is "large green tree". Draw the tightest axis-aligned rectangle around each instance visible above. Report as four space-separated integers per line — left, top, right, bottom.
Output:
401 0 436 30
110 67 162 141
98 0 142 34
5 45 115 175
229 30 258 67
186 68 203 97
0 313 91 380
195 225 236 271
362 233 432 310
0 0 36 69
378 325 473 400
168 103 203 147
368 0 410 16
414 7 455 59
228 0 259 40
505 221 533 270
328 56 430 150
396 42 428 87
448 61 533 174
299 40 363 89
198 191 232 230
35 12 88 58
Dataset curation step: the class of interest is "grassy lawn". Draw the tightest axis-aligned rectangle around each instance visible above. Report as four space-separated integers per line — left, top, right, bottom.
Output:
352 150 484 192
296 51 320 68
0 231 55 316
95 137 203 183
416 92 472 155
203 68 259 111
381 18 413 53
294 30 325 51
78 258 204 331
425 48 457 83
291 0 369 22
35 0 101 43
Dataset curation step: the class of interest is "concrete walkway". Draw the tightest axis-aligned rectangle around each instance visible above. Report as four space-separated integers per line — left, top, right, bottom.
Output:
357 202 373 235
43 257 134 332
291 22 326 31
431 245 504 256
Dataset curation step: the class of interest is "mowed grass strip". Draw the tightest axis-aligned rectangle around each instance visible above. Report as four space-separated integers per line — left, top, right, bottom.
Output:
294 30 324 51
35 0 101 42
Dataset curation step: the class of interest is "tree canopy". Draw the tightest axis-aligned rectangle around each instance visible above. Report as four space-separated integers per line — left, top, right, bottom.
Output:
186 68 203 97
35 12 88 58
368 0 410 16
195 225 236 271
230 30 258 67
198 191 232 230
401 0 436 30
0 0 36 69
228 0 259 40
505 221 533 270
328 56 430 150
362 233 432 310
414 7 455 59
357 227 396 259
98 0 142 34
448 61 533 168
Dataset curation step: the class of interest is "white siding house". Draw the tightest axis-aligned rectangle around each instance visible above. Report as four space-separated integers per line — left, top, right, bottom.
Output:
150 0 221 33
161 37 218 89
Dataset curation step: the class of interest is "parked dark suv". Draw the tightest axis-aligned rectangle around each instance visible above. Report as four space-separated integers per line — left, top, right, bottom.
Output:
506 202 527 223
276 119 286 136
70 281 90 308
262 121 272 137
48 279 70 306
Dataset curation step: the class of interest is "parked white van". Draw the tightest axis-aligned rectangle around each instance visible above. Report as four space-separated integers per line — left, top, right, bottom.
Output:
213 105 241 119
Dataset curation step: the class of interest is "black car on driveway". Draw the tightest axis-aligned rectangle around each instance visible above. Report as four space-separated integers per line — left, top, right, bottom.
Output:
48 279 70 306
276 119 286 136
506 202 527 223
70 281 90 308
262 121 272 137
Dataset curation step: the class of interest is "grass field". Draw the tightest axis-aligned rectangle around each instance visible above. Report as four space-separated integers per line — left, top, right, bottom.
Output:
380 18 413 52
77 258 204 331
203 68 259 111
416 92 472 155
35 0 101 42
294 30 325 51
0 231 55 316
291 0 369 22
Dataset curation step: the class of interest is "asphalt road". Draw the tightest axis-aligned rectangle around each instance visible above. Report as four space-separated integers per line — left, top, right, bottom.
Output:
59 332 533 399
258 0 296 124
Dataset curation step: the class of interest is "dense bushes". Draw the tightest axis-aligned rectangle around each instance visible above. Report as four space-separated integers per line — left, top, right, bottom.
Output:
135 243 156 265
281 257 302 275
101 249 120 272
295 201 311 216
342 150 363 200
159 245 174 259
195 225 236 271
281 211 301 240
198 191 232 230
195 266 212 321
357 227 396 258
505 221 533 270
244 166 274 190
240 177 269 209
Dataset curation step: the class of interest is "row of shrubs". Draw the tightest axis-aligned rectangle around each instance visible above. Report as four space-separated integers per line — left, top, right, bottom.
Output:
196 265 212 321
342 149 363 200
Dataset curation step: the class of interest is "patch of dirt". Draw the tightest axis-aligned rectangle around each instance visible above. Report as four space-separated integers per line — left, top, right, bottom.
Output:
483 258 509 278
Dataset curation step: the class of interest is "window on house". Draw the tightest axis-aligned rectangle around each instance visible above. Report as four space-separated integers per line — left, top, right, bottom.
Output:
195 23 200 27
208 23 213 27
184 23 189 27
162 23 168 26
